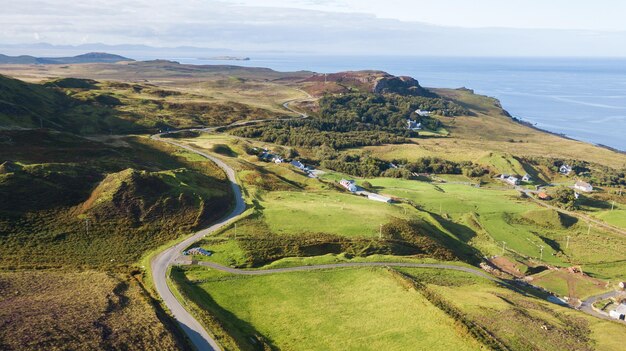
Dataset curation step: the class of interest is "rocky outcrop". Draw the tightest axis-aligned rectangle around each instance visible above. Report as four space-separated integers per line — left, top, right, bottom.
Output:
372 75 435 97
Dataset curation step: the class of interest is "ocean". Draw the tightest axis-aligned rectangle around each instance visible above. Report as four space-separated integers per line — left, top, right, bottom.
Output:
167 55 626 151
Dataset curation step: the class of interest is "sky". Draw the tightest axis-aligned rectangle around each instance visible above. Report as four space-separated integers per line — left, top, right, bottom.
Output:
2 0 626 56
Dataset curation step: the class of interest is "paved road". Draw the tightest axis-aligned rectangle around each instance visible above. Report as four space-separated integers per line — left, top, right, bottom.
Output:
151 135 247 351
579 290 626 322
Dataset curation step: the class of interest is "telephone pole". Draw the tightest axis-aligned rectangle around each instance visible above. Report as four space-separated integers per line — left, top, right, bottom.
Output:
379 224 383 240
566 235 571 249
540 245 544 260
85 218 90 236
501 241 506 255
587 222 591 235
234 223 237 239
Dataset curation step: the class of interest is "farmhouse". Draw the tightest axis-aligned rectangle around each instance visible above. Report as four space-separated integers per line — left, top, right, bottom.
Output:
367 193 393 203
340 179 358 192
505 176 520 185
522 174 531 182
415 109 431 117
272 156 284 164
407 119 422 131
609 303 626 321
290 160 306 170
560 164 572 175
573 180 593 193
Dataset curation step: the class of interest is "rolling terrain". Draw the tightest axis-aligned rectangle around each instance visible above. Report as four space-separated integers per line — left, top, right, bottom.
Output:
0 61 625 350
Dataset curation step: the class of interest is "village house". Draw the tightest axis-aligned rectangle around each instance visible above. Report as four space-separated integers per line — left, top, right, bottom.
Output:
609 303 626 321
505 175 520 185
340 179 358 192
560 164 572 175
407 119 422 131
415 109 431 117
522 174 531 182
573 180 593 193
290 160 306 170
272 156 284 164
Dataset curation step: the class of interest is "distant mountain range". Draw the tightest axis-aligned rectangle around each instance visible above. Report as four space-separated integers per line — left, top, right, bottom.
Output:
0 52 133 64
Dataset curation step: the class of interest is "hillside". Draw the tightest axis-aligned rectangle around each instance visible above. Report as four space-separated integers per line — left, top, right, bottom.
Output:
0 129 232 267
0 62 625 350
0 52 133 64
0 129 233 350
0 74 288 134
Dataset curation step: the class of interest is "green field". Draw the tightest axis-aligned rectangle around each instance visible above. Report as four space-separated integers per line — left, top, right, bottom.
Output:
400 268 626 351
173 265 626 351
353 177 626 276
174 266 485 351
261 191 412 237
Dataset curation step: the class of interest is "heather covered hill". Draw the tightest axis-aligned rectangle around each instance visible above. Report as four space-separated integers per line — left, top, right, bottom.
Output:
0 130 232 267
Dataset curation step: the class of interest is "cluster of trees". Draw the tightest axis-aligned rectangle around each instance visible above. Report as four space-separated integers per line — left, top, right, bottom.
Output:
390 157 489 178
321 154 389 178
552 186 578 210
232 122 409 149
230 92 470 151
317 154 489 179
318 93 469 129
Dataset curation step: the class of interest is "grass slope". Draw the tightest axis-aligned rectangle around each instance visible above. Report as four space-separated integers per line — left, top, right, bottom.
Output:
173 266 484 351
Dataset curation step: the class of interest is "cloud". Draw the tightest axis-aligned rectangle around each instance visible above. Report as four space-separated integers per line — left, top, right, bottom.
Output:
1 0 626 56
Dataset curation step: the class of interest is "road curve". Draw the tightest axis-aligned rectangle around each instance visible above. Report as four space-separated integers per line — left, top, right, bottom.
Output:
579 290 625 322
151 135 247 351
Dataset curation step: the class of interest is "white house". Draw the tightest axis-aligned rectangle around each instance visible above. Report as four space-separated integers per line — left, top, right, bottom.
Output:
522 174 531 182
367 193 392 203
415 109 431 117
573 180 593 193
609 303 626 321
272 156 284 164
505 176 520 185
340 179 358 192
407 119 422 131
290 160 306 170
560 164 572 175
499 174 510 180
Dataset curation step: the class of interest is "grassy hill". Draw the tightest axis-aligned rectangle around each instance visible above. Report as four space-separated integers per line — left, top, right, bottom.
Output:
0 74 291 134
0 129 232 268
0 129 233 350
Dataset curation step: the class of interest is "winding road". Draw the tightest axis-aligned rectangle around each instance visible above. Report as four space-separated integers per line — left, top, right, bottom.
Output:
150 135 246 351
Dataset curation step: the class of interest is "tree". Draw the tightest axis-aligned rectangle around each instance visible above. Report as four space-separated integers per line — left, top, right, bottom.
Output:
553 186 577 210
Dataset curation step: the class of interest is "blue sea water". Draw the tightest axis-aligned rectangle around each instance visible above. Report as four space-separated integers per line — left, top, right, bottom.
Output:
170 55 626 151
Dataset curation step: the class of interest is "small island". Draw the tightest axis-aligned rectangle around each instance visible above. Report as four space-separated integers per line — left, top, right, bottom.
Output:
199 56 250 61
